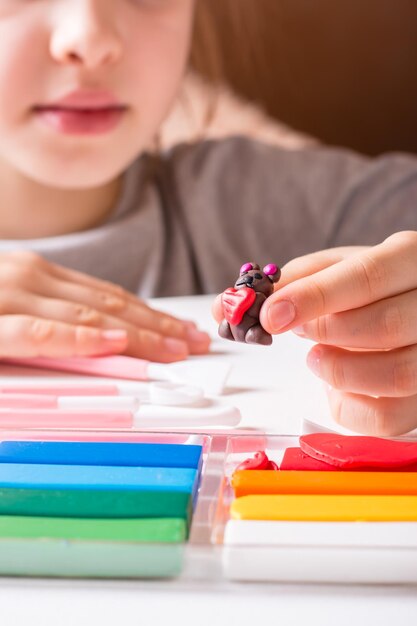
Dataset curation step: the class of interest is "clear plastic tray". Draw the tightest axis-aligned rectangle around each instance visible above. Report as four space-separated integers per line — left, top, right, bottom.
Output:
211 435 417 584
0 429 211 579
0 430 416 584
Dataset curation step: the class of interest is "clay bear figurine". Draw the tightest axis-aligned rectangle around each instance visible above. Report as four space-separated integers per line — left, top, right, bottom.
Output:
218 262 281 345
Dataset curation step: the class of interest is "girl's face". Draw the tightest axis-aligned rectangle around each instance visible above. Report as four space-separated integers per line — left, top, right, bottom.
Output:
0 0 195 188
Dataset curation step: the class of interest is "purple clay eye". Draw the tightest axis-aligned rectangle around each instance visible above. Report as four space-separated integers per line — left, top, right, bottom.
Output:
263 263 278 276
240 262 253 274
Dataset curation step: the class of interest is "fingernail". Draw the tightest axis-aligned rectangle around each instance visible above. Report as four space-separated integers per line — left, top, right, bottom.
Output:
268 300 296 332
184 320 198 330
307 346 322 377
185 327 210 344
163 337 188 354
101 330 128 343
292 326 305 337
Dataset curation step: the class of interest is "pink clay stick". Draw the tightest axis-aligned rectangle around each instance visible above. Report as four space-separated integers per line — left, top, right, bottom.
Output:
0 394 140 411
0 381 204 407
0 410 133 429
2 356 150 380
0 429 264 450
0 430 193 444
0 355 232 396
0 384 120 396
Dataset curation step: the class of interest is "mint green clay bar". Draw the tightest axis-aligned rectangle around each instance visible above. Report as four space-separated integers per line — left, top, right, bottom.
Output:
0 538 184 578
0 487 192 520
0 516 187 543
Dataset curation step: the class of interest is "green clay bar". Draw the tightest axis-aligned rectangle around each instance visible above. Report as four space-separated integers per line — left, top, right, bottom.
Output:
0 538 184 578
0 488 192 520
0 516 187 543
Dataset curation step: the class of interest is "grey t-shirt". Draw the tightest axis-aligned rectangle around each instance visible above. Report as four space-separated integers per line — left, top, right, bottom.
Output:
1 137 416 297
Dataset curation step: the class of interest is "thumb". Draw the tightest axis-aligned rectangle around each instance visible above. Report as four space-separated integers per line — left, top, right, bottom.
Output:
211 293 224 323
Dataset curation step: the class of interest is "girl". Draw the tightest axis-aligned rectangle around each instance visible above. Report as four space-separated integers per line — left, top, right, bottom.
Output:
0 1 416 435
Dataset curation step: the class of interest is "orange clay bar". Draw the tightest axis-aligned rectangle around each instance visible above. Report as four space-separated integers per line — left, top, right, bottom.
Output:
231 470 417 497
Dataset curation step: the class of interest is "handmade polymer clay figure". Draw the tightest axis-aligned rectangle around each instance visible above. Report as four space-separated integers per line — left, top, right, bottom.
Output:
219 263 281 345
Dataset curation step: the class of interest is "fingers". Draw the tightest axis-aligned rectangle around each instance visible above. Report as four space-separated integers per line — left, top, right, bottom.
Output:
0 252 210 361
211 248 362 323
307 343 417 398
275 246 368 290
2 293 192 363
46 276 186 338
212 294 223 323
261 231 417 334
296 289 417 350
28 252 210 352
124 329 191 363
40 257 145 306
326 387 417 437
0 315 128 358
33 273 211 356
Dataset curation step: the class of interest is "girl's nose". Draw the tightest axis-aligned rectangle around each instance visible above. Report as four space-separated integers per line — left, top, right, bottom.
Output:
49 0 123 69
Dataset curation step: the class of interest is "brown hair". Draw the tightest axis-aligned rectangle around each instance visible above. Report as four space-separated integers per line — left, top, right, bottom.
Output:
190 0 267 86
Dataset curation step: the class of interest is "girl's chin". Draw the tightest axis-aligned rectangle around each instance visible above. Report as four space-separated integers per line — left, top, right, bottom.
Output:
14 157 124 189
3 114 145 188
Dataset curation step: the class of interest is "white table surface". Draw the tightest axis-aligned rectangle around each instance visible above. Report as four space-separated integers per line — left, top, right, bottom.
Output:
0 295 416 626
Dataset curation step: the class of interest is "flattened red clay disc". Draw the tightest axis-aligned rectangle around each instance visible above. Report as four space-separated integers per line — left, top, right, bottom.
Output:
281 446 417 471
300 433 417 469
281 447 341 471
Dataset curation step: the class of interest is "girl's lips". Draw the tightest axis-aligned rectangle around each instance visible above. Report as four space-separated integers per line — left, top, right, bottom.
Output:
33 106 127 135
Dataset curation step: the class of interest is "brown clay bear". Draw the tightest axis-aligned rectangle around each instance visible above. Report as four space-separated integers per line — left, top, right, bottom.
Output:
218 262 281 345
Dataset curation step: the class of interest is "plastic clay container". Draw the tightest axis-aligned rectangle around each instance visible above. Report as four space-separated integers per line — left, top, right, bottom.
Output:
212 435 417 584
0 430 416 584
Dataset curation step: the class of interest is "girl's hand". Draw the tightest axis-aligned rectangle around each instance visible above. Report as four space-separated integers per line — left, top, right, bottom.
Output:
213 231 417 436
0 251 210 362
